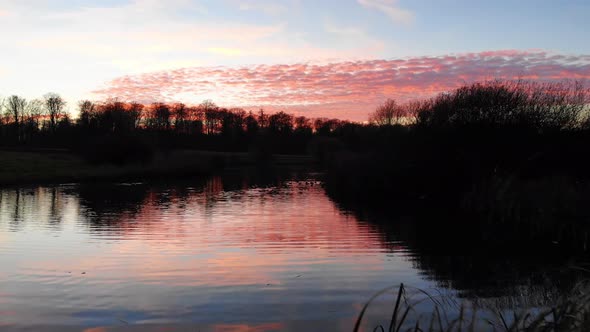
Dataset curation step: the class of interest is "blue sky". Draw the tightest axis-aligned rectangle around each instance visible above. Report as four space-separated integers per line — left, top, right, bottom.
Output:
1 0 589 119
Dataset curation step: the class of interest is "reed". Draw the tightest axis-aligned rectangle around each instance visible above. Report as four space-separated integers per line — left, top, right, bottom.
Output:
354 281 590 332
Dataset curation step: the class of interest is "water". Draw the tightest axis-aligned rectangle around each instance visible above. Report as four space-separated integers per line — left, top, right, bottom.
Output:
0 172 579 331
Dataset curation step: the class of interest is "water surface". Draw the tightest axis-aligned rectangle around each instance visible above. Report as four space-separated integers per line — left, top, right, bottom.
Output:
0 172 577 331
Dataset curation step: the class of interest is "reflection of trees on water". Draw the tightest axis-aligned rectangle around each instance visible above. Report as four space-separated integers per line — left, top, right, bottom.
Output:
0 171 318 256
6 172 581 304
76 183 152 226
49 187 62 226
0 187 71 231
71 169 310 233
11 189 22 231
327 195 590 304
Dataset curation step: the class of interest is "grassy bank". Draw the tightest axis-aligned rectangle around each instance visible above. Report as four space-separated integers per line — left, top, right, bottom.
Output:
355 282 590 332
0 149 314 185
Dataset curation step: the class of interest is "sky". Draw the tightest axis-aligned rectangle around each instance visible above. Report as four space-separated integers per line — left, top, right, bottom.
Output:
1 0 590 121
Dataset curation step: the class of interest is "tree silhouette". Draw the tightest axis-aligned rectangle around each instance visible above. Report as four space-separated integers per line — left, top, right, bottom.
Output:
77 100 95 129
44 93 66 133
172 103 188 133
5 95 26 141
0 79 586 175
23 98 44 139
268 111 293 134
370 98 406 125
415 80 589 131
128 102 144 129
258 109 268 129
244 111 259 135
150 102 171 130
201 100 218 135
294 116 312 132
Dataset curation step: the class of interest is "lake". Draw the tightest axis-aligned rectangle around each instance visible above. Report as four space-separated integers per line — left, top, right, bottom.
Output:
0 171 581 331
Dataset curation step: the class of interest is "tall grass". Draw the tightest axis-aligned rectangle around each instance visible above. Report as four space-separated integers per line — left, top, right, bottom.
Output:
354 282 590 332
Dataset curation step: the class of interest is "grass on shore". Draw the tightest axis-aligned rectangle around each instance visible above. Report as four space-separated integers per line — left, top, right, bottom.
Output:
0 149 314 185
355 283 590 332
0 150 211 185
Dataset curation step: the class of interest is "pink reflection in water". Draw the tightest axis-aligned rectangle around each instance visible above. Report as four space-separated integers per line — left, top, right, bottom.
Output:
0 175 420 330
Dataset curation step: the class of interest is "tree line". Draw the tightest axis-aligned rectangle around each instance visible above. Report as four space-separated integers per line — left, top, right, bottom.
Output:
0 93 68 142
1 80 588 164
323 79 590 255
0 94 353 162
0 95 350 140
369 80 590 130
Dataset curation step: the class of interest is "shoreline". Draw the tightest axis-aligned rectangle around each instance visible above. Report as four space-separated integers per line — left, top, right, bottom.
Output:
0 149 315 186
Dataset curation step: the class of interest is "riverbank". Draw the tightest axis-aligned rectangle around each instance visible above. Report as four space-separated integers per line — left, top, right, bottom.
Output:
0 149 314 185
354 282 590 332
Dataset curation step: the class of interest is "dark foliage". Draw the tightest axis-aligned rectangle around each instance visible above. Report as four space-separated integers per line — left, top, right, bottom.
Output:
0 95 347 162
324 80 590 266
80 135 155 165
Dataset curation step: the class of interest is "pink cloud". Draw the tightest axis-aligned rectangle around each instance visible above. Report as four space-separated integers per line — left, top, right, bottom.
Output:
93 50 590 121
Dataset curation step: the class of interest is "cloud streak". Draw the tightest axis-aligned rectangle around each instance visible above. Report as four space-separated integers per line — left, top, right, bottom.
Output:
357 0 414 24
93 50 590 121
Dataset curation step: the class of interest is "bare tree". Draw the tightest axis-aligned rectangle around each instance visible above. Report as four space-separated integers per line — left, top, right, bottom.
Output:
150 102 171 130
200 99 216 110
25 99 44 129
172 103 187 132
200 100 218 135
268 111 294 133
44 93 66 132
294 116 312 131
258 109 268 129
5 95 26 141
370 98 405 126
77 100 95 128
5 95 26 125
244 111 259 135
398 99 432 126
79 100 95 114
128 102 144 129
0 96 4 124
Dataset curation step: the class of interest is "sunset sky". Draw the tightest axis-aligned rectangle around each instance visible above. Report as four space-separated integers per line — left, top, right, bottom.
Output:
1 0 590 120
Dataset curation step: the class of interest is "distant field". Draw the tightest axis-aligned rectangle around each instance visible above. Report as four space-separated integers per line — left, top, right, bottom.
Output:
0 149 314 185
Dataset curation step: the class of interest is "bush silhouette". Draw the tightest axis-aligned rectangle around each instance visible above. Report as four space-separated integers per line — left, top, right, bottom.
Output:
82 135 154 165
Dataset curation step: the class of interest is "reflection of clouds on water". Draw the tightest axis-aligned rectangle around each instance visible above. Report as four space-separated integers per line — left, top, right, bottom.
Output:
1 172 579 330
0 173 426 330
